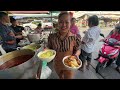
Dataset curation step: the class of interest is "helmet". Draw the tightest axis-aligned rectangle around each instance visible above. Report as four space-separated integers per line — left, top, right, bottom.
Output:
115 26 120 30
115 26 120 33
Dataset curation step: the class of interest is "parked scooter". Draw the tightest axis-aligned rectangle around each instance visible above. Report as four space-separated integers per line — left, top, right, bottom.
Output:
95 33 120 73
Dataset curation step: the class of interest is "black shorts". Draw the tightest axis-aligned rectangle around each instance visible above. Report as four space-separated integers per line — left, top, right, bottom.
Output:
79 49 92 62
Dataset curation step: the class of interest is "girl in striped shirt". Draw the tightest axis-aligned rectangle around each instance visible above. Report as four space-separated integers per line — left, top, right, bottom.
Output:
48 12 81 79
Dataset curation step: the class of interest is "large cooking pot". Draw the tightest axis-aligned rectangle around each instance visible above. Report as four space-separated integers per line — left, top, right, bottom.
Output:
27 33 41 43
0 49 41 79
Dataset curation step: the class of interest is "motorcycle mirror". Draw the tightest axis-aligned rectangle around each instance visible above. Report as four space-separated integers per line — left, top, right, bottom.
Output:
100 33 105 38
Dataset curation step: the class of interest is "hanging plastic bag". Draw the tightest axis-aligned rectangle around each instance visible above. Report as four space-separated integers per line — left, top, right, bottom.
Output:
40 66 52 79
36 61 52 79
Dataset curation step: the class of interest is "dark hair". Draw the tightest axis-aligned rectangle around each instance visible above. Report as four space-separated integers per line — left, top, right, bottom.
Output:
0 12 8 20
88 15 99 26
10 17 16 23
53 23 58 27
71 17 76 21
58 12 70 19
53 23 56 27
38 23 42 27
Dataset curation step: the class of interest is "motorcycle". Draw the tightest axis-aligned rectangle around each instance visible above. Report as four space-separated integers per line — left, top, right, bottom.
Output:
95 33 120 73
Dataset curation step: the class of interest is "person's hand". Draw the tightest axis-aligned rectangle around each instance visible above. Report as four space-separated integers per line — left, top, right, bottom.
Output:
15 35 23 39
8 32 15 37
44 47 48 51
43 45 49 51
72 54 79 59
99 39 104 42
6 40 16 45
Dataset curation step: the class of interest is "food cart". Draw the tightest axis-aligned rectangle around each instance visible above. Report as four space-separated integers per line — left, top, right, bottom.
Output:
0 11 60 79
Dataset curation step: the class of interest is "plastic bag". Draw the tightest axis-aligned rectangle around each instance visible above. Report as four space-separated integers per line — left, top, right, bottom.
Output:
40 66 52 79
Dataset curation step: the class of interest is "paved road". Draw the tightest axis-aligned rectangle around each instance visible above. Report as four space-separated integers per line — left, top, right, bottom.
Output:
49 27 120 79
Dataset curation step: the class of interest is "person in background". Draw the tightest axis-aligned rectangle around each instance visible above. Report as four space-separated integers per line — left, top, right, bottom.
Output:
70 17 80 35
47 12 81 79
34 23 43 34
0 12 17 53
79 15 101 72
69 12 73 19
10 18 24 35
53 23 59 33
10 17 24 44
116 51 120 73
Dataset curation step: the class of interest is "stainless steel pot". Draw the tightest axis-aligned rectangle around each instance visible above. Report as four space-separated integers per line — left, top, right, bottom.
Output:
27 33 41 43
0 49 42 79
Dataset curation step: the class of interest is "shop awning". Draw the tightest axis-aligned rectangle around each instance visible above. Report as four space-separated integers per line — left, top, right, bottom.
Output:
8 11 49 14
8 11 60 18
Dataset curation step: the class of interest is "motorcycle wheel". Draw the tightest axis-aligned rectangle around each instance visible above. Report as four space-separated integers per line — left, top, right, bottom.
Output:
96 61 107 73
106 59 113 67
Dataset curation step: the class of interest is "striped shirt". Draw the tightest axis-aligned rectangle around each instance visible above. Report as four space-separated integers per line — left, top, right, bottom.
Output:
48 32 81 53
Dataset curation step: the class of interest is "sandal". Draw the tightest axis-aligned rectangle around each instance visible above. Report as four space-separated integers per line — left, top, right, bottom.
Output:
86 61 91 70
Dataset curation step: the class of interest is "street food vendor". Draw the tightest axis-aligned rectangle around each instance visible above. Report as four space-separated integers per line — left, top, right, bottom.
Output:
10 17 24 44
0 12 17 53
10 17 24 35
47 12 81 79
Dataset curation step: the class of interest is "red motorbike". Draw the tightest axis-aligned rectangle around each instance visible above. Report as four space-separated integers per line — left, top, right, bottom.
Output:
95 34 120 73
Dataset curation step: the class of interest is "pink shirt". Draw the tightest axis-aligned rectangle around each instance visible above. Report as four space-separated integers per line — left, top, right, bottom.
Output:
34 28 43 34
70 25 80 35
